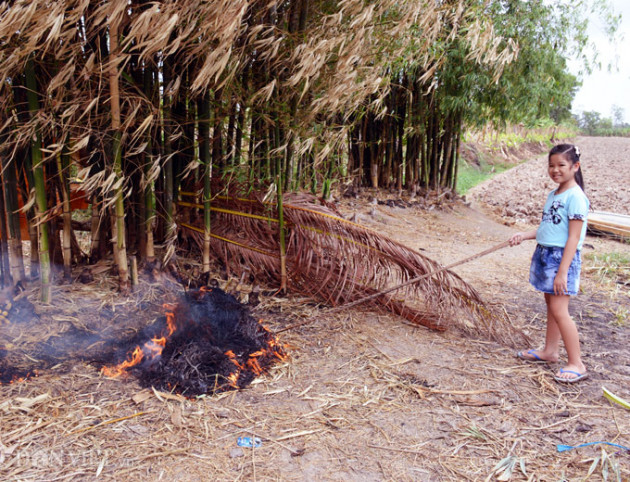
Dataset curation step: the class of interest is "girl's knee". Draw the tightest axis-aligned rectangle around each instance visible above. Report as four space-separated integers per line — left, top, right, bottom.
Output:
546 294 570 315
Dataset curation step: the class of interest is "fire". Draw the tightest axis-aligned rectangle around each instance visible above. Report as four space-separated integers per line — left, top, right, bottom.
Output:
0 369 39 385
225 350 244 370
246 357 263 375
102 308 178 378
101 287 289 394
223 336 289 386
101 346 144 377
227 372 239 388
163 304 177 335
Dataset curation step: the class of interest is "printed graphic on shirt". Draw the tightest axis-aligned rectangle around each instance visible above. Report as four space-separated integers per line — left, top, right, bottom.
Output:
542 200 563 225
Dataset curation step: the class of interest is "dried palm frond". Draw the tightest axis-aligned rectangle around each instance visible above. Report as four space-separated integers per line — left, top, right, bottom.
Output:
179 187 527 347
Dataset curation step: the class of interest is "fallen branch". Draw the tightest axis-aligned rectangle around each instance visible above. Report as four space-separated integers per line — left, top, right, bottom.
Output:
278 240 511 333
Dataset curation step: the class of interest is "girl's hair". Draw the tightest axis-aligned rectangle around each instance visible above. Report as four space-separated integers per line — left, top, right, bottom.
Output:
549 144 584 191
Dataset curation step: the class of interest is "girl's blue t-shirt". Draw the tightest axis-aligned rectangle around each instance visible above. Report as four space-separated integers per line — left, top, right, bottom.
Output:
536 186 589 250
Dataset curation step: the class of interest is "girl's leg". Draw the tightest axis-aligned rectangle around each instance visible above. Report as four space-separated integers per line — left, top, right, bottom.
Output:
541 293 561 359
522 293 560 362
546 293 587 379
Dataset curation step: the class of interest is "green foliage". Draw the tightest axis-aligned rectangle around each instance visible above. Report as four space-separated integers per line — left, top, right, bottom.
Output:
457 121 579 194
585 448 624 480
457 160 510 195
610 306 628 328
459 424 488 441
576 110 630 137
583 251 630 285
468 0 584 126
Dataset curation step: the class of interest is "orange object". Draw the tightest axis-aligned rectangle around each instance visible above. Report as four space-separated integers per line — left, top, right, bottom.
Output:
2 182 89 240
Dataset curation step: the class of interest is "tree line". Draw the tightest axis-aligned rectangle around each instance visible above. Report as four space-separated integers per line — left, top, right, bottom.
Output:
577 106 630 136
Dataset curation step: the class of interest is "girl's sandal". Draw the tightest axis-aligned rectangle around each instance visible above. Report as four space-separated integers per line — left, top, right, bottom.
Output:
554 369 588 383
516 349 548 364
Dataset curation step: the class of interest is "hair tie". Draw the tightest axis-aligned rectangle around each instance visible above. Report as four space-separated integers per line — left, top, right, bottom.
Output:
574 145 580 158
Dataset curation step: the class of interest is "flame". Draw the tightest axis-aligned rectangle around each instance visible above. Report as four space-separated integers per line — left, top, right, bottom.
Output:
246 357 263 375
163 304 177 335
101 346 144 377
0 369 39 385
225 350 245 370
102 309 178 378
227 372 239 388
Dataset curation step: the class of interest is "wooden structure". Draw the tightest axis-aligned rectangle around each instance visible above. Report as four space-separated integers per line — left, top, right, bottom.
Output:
588 211 630 240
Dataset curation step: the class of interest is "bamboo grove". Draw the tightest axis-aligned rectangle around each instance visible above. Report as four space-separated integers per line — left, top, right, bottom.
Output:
0 0 589 299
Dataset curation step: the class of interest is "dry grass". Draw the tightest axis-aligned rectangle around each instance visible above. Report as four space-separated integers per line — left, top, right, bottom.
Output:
0 285 628 480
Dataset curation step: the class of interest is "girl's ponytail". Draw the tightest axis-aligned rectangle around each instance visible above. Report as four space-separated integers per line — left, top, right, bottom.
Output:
549 144 585 191
574 164 584 191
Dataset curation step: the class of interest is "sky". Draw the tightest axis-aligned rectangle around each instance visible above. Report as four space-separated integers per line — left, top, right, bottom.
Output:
569 0 630 123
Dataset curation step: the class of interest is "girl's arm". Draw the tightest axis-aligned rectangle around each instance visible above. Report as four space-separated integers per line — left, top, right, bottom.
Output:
508 229 537 246
553 219 583 295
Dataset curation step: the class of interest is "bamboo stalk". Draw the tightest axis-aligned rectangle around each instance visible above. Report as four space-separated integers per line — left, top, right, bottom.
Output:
162 57 176 265
179 222 278 257
1 145 25 282
130 255 138 287
56 144 73 281
108 14 129 291
332 240 511 313
200 92 212 275
277 178 287 293
143 62 156 263
0 172 11 286
25 58 51 302
177 201 279 223
89 199 101 261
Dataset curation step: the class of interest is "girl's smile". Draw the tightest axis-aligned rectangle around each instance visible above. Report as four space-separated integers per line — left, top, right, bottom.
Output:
548 153 579 193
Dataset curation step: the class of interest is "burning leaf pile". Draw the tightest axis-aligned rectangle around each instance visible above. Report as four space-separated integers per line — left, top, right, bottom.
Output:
101 287 287 396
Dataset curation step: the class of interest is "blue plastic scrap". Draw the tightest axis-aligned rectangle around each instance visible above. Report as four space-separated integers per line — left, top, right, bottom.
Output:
557 442 630 453
237 436 262 448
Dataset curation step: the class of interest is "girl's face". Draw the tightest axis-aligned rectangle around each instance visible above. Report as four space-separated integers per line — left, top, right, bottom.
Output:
548 154 579 188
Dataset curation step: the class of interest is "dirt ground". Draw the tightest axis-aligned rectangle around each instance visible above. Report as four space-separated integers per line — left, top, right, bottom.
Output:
470 136 630 224
1 137 629 481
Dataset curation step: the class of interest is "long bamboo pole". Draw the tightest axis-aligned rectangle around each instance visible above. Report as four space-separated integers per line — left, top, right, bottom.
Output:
0 172 11 286
162 57 176 265
143 63 156 263
276 163 287 293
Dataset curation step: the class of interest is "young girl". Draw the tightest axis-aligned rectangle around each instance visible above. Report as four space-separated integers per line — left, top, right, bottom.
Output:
509 144 589 383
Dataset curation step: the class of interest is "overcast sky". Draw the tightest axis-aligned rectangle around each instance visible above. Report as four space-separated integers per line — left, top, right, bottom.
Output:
569 0 630 123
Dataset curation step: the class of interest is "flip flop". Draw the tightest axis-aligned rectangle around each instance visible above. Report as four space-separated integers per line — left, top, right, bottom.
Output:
554 369 588 384
516 349 546 363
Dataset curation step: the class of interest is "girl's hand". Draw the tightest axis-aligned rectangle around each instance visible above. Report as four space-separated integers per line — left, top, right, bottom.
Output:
554 270 568 295
509 229 537 246
509 232 525 246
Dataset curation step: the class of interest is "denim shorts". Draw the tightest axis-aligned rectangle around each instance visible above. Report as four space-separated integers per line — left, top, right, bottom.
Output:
529 244 582 296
